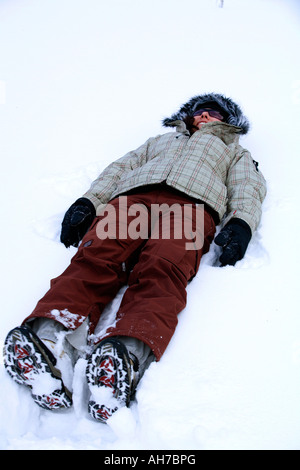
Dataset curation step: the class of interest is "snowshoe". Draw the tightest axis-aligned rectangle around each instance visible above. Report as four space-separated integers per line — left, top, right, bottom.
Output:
86 337 139 423
3 325 72 410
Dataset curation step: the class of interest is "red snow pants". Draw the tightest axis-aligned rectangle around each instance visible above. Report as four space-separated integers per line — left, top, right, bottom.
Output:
24 186 216 360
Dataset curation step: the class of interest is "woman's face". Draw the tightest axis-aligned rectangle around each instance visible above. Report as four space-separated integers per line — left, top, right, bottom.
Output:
192 109 223 130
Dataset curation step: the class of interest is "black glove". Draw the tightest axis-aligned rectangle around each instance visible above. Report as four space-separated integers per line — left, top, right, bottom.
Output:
214 218 252 266
60 197 96 248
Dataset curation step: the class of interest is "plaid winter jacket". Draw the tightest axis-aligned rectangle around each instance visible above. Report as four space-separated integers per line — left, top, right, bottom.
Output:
83 120 267 234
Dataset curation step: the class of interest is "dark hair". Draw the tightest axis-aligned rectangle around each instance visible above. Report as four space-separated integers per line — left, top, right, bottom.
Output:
183 115 196 133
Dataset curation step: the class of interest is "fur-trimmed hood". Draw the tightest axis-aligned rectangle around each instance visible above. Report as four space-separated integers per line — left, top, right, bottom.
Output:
162 93 250 135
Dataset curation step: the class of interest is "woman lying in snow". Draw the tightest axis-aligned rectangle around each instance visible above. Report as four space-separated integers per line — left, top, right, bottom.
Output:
4 93 266 422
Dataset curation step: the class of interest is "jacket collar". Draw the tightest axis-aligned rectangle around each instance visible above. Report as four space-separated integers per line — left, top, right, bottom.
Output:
171 120 242 145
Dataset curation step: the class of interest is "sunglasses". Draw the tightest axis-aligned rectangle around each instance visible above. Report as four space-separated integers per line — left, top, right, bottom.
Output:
193 108 224 121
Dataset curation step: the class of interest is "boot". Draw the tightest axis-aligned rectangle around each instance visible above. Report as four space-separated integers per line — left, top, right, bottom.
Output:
86 337 140 422
3 325 72 410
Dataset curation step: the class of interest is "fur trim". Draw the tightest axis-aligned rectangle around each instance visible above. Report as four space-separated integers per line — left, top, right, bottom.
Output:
162 93 250 134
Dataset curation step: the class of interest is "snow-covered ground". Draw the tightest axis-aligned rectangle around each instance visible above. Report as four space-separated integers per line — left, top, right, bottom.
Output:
1 0 300 450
